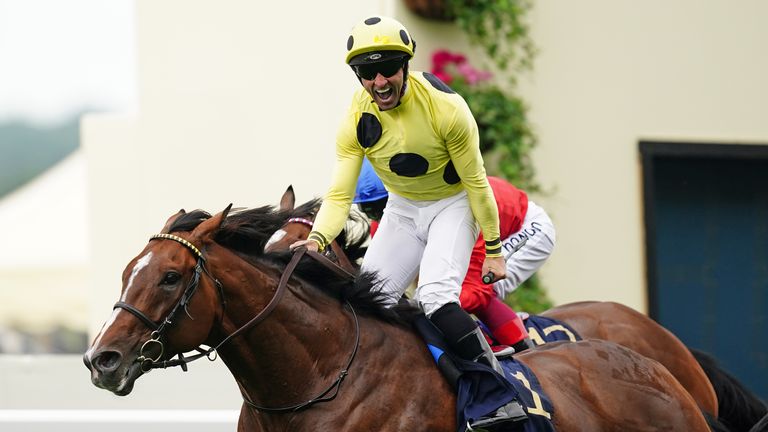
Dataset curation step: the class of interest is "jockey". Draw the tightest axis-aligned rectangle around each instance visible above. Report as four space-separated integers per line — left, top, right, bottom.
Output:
353 161 557 354
290 16 527 430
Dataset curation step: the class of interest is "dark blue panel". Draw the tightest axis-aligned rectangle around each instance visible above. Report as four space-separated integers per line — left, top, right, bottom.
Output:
653 157 768 399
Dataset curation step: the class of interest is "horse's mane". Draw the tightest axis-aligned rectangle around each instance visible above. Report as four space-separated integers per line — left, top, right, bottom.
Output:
167 206 409 324
288 197 369 264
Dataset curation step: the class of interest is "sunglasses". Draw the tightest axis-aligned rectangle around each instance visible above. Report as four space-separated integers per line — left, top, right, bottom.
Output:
354 60 404 80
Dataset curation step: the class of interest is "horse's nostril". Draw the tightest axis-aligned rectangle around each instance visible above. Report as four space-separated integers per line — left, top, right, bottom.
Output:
93 350 123 373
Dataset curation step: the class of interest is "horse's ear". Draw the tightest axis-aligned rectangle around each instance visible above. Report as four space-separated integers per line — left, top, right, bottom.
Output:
279 185 295 211
161 209 186 233
192 204 233 242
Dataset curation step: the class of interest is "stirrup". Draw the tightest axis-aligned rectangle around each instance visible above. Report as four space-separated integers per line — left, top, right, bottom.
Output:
492 345 516 359
468 399 528 431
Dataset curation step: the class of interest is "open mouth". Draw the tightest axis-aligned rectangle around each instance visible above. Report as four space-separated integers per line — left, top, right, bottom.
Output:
374 87 394 103
96 360 144 396
115 361 144 395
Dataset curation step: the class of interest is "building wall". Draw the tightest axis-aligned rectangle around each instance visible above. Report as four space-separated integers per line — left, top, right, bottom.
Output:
83 0 768 326
82 0 384 336
522 1 768 310
60 0 768 416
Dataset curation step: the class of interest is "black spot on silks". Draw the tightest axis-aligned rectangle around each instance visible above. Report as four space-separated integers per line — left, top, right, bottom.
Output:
443 161 460 184
356 113 382 148
364 17 381 25
423 72 456 94
347 36 354 51
390 153 429 177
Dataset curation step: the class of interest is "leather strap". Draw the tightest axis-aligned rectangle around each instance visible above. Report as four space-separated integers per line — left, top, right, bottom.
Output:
216 247 307 345
307 249 355 280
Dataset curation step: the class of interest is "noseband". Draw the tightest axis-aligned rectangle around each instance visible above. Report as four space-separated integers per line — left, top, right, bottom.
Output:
286 217 314 228
114 233 225 372
114 232 360 413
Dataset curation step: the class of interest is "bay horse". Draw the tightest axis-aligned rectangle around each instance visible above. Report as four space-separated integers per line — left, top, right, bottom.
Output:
266 187 727 421
84 204 713 431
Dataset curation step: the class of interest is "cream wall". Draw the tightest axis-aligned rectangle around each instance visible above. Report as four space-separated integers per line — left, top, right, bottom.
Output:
394 1 768 312
82 0 385 336
0 0 753 417
82 0 768 334
523 1 768 310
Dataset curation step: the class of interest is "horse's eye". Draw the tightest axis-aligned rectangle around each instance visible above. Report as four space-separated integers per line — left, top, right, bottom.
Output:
161 271 182 286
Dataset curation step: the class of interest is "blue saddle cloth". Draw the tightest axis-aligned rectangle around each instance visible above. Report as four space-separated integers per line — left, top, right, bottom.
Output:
454 314 579 431
455 356 557 432
498 357 556 432
523 314 582 345
414 312 565 432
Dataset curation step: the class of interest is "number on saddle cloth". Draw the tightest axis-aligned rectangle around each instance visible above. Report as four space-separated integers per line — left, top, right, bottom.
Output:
412 313 521 432
523 314 582 346
496 357 557 432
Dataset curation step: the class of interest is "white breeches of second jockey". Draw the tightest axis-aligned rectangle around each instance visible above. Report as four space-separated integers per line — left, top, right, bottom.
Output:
361 191 478 317
493 200 556 299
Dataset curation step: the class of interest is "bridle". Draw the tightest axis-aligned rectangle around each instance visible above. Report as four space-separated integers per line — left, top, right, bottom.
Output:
114 232 360 412
114 233 225 372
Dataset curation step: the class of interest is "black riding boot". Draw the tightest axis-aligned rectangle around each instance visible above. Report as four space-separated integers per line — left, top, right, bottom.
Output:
511 336 536 354
431 303 528 431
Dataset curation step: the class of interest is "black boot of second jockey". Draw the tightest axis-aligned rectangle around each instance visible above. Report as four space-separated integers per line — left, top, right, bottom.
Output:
511 337 535 354
431 303 528 430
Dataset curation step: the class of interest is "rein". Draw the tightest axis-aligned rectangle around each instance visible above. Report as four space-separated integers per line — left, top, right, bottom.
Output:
282 216 357 274
115 233 360 413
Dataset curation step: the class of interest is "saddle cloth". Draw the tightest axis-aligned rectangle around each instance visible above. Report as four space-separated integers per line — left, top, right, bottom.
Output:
523 314 582 346
454 355 556 432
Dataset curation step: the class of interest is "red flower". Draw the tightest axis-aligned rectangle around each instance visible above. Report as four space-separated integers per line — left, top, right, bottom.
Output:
433 70 453 84
432 50 457 69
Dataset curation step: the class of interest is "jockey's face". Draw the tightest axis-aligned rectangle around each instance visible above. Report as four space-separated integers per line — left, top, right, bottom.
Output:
359 64 405 111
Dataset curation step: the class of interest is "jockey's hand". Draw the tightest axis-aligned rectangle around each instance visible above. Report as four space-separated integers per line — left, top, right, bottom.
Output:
482 255 507 283
289 239 320 252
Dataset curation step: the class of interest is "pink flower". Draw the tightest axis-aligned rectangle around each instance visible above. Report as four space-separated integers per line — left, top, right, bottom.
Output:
456 62 493 84
431 49 492 86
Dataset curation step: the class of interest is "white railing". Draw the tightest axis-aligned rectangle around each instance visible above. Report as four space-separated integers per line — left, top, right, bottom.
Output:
0 355 241 431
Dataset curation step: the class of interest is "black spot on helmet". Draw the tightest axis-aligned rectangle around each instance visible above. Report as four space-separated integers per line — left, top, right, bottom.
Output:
346 16 415 65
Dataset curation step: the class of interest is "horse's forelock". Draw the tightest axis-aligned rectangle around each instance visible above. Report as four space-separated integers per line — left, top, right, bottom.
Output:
167 209 212 233
164 205 290 257
290 198 322 219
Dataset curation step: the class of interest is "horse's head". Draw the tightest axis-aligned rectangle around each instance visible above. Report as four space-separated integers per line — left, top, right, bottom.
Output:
84 206 231 396
264 185 319 252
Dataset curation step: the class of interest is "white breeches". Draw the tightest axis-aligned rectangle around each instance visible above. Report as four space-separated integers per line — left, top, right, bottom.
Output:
361 191 479 317
493 201 556 299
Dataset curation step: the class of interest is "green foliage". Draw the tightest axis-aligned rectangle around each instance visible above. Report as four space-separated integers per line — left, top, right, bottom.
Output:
428 0 553 312
449 77 539 192
502 275 553 314
445 0 536 77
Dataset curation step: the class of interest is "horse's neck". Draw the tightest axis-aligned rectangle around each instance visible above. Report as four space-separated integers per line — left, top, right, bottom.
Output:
205 247 456 430
206 249 362 405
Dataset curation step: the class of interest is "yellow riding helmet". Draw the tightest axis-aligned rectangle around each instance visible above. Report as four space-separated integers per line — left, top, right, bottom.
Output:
346 16 416 65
